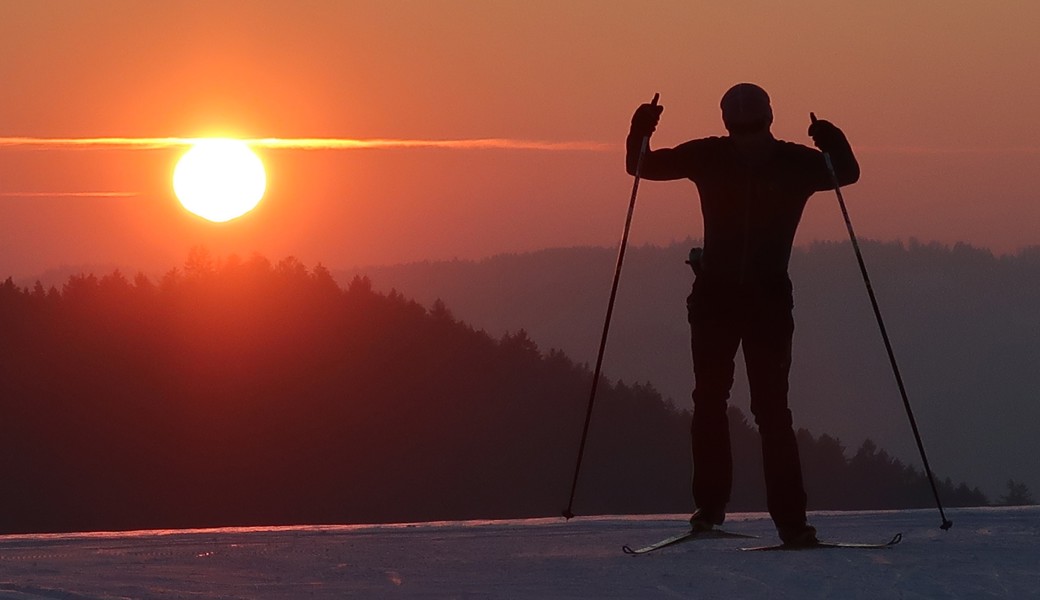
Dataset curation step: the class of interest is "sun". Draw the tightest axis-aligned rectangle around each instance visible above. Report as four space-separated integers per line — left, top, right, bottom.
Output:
173 139 266 222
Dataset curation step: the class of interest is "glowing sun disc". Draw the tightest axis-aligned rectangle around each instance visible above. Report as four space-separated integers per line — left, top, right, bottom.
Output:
173 139 266 222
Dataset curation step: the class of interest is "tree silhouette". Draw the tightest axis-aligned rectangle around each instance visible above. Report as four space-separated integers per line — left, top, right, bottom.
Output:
998 479 1035 506
0 252 990 534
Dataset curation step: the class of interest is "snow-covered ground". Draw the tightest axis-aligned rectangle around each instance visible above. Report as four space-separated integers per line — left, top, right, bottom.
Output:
1 507 1036 599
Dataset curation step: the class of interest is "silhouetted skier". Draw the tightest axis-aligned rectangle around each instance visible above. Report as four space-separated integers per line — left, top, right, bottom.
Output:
627 83 859 546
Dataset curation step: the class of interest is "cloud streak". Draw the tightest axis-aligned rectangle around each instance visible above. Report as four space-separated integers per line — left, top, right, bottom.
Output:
0 137 193 150
3 137 1038 155
0 136 614 152
0 137 610 199
858 145 1040 155
0 191 139 198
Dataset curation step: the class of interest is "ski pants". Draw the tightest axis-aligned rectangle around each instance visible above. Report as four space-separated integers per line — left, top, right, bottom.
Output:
686 276 808 528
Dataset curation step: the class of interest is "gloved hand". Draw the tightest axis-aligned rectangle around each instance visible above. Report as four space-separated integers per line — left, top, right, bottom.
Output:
631 102 664 138
808 114 845 152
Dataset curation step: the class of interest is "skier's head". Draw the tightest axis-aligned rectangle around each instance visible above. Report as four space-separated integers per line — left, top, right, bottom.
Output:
721 83 772 134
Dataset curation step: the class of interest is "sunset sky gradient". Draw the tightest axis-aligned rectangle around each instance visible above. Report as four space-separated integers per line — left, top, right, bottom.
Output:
2 1 1038 279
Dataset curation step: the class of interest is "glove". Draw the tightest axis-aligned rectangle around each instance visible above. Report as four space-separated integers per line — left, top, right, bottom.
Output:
631 102 664 138
807 115 845 152
686 247 704 277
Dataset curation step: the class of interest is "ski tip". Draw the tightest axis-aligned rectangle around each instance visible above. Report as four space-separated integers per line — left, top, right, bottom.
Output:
889 532 903 545
621 545 636 555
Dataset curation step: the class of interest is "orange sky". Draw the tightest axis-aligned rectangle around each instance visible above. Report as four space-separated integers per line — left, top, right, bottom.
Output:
1 1 1038 280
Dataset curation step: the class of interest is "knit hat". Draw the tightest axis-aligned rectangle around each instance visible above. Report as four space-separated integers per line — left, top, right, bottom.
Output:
721 83 773 132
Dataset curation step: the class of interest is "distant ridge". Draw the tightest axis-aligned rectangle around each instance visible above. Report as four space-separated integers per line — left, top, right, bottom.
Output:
337 240 1040 500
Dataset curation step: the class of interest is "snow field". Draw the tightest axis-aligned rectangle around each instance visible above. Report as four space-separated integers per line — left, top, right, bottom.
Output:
0 507 1036 599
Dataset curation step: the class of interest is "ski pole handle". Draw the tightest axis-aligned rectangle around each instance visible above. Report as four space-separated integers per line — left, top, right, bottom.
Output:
809 112 838 179
642 93 660 144
634 93 660 175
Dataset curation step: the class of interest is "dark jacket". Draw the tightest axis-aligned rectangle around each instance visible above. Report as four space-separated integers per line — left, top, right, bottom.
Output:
626 131 859 285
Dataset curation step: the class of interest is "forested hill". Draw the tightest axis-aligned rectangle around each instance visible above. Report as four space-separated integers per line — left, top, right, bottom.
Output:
1 253 987 534
338 241 1040 500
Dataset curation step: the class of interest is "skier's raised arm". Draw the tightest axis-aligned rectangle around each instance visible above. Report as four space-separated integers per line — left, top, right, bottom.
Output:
625 101 691 181
808 116 860 189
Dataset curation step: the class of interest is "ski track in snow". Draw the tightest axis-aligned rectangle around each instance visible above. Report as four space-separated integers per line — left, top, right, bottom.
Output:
0 507 1036 599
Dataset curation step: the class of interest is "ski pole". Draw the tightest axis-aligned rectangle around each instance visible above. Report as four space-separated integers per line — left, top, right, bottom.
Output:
811 113 953 531
563 93 659 520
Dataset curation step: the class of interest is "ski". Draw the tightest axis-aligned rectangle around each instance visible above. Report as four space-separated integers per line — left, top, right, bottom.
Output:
741 533 902 552
622 528 757 555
